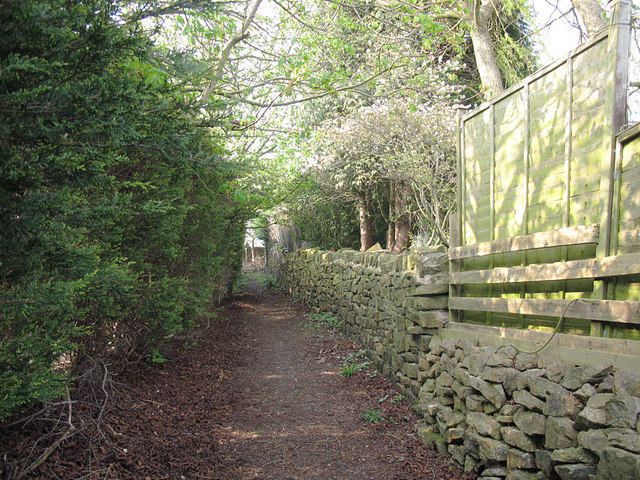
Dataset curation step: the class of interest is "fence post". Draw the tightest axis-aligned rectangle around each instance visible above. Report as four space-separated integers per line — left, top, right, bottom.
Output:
449 213 461 324
593 0 632 336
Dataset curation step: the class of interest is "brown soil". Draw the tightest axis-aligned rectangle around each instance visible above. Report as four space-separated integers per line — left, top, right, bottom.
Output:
1 277 477 480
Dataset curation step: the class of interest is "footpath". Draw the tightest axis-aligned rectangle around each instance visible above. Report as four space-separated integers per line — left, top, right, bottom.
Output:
2 277 475 480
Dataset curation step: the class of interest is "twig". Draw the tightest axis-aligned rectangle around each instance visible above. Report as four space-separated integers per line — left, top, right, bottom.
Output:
17 388 76 479
96 363 110 426
2 401 77 429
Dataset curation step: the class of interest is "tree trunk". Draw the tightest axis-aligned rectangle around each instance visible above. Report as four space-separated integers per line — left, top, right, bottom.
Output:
391 183 411 253
467 0 504 100
387 182 396 250
358 193 374 251
571 0 607 38
392 216 411 253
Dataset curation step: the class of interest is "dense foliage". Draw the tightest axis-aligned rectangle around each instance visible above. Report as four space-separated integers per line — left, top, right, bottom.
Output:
312 101 457 250
281 0 536 251
0 0 247 420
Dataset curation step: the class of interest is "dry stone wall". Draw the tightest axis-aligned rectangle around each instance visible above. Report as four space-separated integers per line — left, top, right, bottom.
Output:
279 247 640 480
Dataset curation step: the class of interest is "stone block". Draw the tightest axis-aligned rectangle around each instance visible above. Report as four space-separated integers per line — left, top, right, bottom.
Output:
464 454 479 473
515 369 546 391
477 436 509 461
486 352 515 368
419 378 436 395
410 309 448 328
402 351 418 363
496 415 514 424
404 362 419 379
577 429 610 455
452 366 472 387
467 394 485 412
452 382 474 399
455 337 478 352
614 369 640 397
444 426 466 444
574 383 597 403
393 331 413 352
470 376 506 408
412 274 449 295
482 465 508 477
529 376 556 399
467 411 501 440
411 295 448 310
607 428 640 453
428 335 442 355
550 447 597 464
454 396 467 414
501 426 539 452
495 344 518 360
462 352 490 376
597 374 614 393
463 433 480 456
513 389 545 412
436 370 454 388
545 386 581 418
501 404 522 416
515 353 538 371
561 364 613 391
575 407 608 431
417 424 442 449
545 416 578 449
439 395 454 406
507 448 536 470
554 464 596 480
505 470 539 480
535 449 554 478
604 395 640 429
418 334 434 352
538 356 565 383
484 401 500 415
596 447 640 479
436 405 465 431
406 325 433 335
514 409 546 436
448 444 465 465
440 338 458 357
482 366 518 384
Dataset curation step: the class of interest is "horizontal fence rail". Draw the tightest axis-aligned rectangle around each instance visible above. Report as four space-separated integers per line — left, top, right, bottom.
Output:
450 251 640 285
449 224 600 260
449 294 640 325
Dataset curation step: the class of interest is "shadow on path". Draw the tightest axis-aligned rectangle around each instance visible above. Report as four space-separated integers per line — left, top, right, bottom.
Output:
214 278 393 479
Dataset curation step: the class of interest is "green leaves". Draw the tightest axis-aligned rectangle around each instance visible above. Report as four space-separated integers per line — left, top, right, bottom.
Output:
0 0 248 420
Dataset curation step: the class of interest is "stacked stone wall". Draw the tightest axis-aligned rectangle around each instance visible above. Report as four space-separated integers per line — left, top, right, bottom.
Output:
280 247 640 480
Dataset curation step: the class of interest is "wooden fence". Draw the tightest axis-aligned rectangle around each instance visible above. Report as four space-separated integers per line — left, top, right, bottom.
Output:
450 0 640 343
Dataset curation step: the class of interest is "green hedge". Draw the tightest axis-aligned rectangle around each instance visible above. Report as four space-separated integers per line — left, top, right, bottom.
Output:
0 0 246 419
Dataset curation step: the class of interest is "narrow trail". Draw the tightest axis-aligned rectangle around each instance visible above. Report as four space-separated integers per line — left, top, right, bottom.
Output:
2 277 475 479
213 278 397 479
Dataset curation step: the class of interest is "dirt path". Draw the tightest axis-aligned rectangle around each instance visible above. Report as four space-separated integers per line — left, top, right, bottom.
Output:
213 279 400 479
2 277 475 480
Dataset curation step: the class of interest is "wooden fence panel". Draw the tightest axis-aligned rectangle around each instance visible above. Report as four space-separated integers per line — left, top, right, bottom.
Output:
611 127 640 338
453 1 636 339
